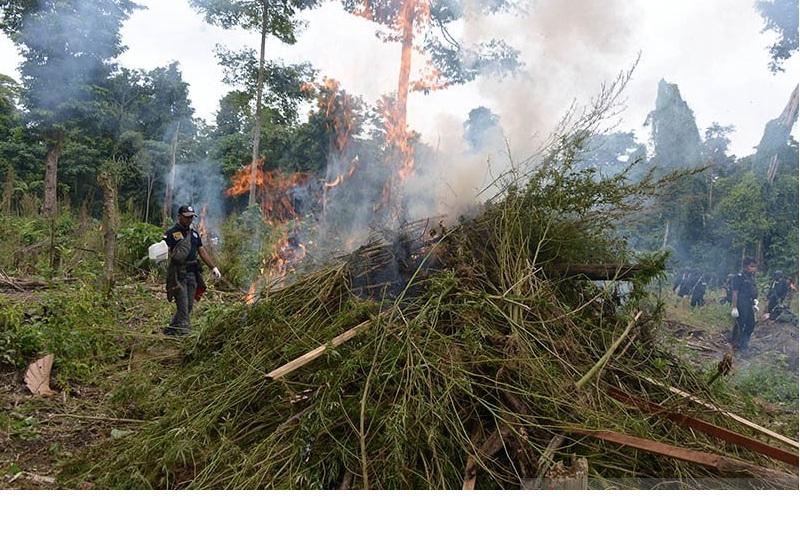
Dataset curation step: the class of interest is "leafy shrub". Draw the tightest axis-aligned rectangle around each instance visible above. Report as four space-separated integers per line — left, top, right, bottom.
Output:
117 221 164 272
0 296 44 368
38 284 122 384
218 207 272 287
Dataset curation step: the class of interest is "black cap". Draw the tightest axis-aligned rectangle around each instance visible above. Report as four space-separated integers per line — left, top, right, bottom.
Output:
178 205 196 217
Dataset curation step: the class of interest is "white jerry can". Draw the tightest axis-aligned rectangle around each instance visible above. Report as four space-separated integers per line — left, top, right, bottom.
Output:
148 240 169 263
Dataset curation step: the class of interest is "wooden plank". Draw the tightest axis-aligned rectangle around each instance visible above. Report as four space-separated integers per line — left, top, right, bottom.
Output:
266 320 373 380
642 376 799 450
608 388 799 466
573 429 798 488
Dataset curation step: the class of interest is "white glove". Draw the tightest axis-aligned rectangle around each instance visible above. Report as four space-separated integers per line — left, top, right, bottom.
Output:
731 308 739 319
211 267 221 280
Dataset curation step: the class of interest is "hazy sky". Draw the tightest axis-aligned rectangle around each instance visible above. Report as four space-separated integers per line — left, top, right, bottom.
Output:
0 0 797 156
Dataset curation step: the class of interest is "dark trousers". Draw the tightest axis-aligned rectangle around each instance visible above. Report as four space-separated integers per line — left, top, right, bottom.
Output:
170 271 197 332
731 304 755 351
690 291 705 307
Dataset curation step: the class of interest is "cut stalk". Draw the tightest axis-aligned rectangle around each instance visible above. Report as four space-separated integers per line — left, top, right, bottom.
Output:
575 311 642 390
265 320 373 380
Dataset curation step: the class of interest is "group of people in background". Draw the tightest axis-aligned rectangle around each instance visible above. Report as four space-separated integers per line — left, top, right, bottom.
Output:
672 260 796 354
672 267 708 308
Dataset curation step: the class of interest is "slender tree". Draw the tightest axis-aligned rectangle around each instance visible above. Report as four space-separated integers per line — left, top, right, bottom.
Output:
340 0 520 216
190 0 319 207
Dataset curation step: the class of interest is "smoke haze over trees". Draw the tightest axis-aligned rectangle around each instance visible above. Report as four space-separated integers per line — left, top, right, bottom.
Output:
0 0 797 282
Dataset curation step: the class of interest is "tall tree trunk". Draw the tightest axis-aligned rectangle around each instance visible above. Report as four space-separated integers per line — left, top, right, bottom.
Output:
2 164 15 215
98 167 119 295
163 122 180 224
396 0 416 134
145 172 154 223
42 133 64 218
661 220 670 249
249 0 269 208
382 0 416 218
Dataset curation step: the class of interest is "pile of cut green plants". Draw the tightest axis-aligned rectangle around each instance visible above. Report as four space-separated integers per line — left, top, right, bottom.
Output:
65 137 798 490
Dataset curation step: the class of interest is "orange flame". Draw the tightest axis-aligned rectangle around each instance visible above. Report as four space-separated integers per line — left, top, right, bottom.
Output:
244 280 258 304
226 158 310 222
196 204 209 243
266 229 308 281
304 77 361 200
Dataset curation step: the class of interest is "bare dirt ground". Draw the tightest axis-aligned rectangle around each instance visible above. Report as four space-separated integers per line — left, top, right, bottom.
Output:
670 315 799 371
667 303 799 441
0 340 182 489
0 370 110 489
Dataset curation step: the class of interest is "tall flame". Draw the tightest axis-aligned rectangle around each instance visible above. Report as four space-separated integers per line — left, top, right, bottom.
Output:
226 158 310 222
196 204 209 244
227 158 311 297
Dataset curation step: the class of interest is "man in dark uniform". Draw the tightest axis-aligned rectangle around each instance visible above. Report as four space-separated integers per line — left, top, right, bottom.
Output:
720 273 735 305
163 205 221 335
730 258 758 353
673 268 690 296
689 269 707 308
766 271 790 319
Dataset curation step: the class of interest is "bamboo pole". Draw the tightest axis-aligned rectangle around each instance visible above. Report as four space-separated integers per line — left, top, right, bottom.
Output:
266 320 373 380
575 311 642 390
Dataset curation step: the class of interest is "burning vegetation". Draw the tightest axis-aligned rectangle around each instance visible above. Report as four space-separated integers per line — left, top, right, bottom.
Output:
3 0 799 502
66 101 799 488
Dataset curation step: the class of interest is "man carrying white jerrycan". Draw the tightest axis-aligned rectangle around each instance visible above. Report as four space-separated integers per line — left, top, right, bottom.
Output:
153 205 221 336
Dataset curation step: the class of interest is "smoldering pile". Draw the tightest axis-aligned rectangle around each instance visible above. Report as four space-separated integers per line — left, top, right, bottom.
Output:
67 144 799 490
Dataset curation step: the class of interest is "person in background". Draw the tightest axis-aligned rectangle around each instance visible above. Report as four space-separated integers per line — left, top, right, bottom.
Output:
730 258 758 353
689 269 707 308
673 267 690 297
720 273 735 305
766 271 790 319
163 205 221 335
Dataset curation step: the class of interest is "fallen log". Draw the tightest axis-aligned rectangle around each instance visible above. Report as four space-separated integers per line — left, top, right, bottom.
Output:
573 429 798 488
266 320 373 380
0 271 78 291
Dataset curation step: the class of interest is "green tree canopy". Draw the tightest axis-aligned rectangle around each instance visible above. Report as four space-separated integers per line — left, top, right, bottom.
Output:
756 0 799 73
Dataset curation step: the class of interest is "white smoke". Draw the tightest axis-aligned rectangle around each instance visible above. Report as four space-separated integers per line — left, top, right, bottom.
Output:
396 1 643 224
169 160 225 239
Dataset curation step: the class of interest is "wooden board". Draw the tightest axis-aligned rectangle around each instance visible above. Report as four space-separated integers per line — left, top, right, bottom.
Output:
642 376 799 450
